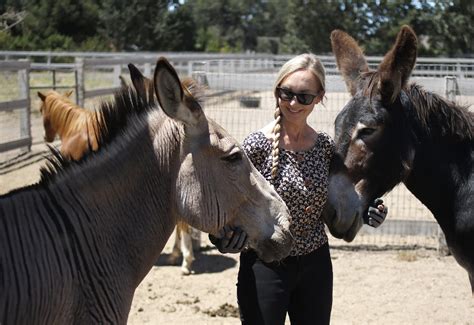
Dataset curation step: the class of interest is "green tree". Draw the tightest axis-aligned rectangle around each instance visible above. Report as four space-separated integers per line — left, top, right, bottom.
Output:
279 0 473 57
248 0 289 53
280 0 356 54
154 3 197 51
0 0 26 13
98 0 168 51
98 0 195 51
358 0 420 55
188 0 265 52
24 0 101 43
1 0 472 56
416 0 474 56
355 0 473 57
0 0 105 51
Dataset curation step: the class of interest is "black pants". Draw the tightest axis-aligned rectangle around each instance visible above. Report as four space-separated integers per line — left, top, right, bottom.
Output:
237 243 333 325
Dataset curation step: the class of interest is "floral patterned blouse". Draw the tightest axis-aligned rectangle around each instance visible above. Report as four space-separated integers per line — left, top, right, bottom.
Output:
243 131 335 256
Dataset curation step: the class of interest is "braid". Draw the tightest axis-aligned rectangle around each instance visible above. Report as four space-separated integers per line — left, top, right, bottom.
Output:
271 105 281 179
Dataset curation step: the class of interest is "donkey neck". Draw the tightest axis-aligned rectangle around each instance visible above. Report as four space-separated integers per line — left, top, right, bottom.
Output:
401 86 473 224
47 114 181 285
404 128 472 231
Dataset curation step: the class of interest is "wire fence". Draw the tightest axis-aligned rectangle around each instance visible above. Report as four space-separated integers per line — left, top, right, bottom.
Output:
1 53 473 249
197 70 473 249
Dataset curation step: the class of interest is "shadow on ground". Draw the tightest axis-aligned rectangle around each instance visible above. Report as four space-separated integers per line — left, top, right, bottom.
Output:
155 246 238 274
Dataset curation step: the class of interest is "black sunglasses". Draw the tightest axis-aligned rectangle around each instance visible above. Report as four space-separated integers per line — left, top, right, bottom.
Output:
276 87 320 106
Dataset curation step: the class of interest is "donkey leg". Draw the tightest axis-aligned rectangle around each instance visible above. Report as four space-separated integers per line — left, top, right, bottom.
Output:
167 226 181 265
191 227 201 252
180 227 195 275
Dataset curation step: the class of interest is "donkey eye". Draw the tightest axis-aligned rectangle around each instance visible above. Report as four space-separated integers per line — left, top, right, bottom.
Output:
358 127 376 138
222 151 242 163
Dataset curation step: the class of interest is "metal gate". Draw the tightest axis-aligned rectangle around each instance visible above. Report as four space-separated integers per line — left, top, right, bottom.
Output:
0 60 31 154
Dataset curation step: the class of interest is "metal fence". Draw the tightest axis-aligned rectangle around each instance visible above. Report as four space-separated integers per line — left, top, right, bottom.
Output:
0 60 31 154
1 52 473 249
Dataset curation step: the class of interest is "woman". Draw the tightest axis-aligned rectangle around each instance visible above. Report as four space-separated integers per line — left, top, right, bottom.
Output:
210 53 387 325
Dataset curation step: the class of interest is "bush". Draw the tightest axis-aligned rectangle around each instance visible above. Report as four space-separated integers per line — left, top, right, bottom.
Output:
79 36 111 52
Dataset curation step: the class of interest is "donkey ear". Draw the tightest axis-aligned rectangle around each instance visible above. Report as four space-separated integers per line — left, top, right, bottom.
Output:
128 63 149 102
153 57 204 128
64 90 73 97
37 91 46 101
331 29 369 96
378 25 418 104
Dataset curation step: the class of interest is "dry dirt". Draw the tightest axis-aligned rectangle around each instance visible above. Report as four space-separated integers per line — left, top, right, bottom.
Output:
1 151 473 325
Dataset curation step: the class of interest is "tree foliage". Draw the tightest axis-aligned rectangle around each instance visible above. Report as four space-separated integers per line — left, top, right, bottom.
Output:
0 0 472 56
98 0 170 51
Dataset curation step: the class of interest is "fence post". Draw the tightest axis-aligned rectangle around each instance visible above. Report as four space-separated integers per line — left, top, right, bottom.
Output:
75 58 85 107
144 62 151 77
18 59 31 152
187 61 193 77
113 64 121 87
457 62 463 79
191 60 209 88
445 76 459 102
191 71 209 88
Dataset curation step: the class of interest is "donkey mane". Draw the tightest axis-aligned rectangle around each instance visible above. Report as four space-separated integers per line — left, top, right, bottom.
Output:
38 77 204 185
38 86 152 184
363 71 473 141
407 83 473 141
181 78 205 102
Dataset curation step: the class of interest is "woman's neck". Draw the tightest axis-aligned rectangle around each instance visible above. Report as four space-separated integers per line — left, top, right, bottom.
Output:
282 121 306 141
260 120 318 152
280 121 317 151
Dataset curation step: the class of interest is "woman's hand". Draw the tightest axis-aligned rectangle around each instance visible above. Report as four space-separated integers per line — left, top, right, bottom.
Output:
208 225 248 254
366 198 388 228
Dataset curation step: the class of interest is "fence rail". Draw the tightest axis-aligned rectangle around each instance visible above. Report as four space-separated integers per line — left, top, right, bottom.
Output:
2 50 474 75
1 53 473 249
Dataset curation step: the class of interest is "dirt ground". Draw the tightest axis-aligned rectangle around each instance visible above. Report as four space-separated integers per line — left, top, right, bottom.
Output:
1 151 473 325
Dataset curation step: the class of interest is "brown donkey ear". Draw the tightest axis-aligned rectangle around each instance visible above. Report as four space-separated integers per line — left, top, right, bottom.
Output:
128 63 147 99
378 25 418 104
330 29 369 96
38 91 47 101
128 63 154 103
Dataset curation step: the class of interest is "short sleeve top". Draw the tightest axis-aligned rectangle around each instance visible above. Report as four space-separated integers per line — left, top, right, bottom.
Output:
243 131 335 256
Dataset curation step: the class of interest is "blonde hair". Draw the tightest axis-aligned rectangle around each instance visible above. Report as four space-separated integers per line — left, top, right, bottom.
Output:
270 53 326 179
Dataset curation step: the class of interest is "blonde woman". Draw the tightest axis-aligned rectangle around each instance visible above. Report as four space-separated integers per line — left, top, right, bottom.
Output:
210 53 387 324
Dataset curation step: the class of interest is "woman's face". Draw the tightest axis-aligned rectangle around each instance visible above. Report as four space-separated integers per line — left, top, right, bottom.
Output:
277 69 323 126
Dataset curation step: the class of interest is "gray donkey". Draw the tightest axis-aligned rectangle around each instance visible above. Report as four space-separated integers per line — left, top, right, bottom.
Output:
0 57 293 324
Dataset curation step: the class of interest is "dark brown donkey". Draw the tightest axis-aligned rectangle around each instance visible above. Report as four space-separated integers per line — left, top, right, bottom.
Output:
330 25 473 294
